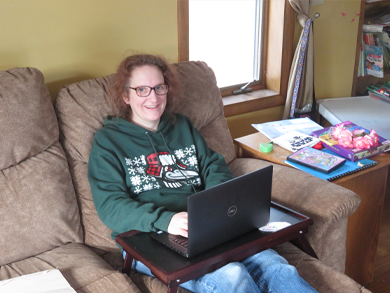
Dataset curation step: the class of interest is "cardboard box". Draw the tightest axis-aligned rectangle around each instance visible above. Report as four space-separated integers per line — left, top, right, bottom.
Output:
311 121 390 161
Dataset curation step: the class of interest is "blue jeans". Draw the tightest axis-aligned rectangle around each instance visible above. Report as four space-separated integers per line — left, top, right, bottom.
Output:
124 249 317 293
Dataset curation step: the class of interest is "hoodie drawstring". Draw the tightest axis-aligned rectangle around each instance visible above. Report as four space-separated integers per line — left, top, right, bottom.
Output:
145 132 161 165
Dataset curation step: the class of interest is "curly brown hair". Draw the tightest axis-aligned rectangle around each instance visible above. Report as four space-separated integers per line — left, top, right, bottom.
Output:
109 54 179 119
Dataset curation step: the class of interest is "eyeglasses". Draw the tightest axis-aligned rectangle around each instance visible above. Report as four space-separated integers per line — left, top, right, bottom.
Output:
129 84 169 97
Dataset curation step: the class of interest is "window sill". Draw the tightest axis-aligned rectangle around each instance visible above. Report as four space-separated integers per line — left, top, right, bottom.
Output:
222 89 286 117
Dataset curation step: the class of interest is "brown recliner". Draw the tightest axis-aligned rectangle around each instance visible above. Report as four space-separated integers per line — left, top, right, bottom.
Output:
54 61 369 293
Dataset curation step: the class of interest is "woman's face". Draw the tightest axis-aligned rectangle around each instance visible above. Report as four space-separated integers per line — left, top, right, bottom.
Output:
124 65 167 131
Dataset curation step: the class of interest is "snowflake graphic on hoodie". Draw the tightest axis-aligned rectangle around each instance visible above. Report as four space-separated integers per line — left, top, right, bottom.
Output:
125 144 201 194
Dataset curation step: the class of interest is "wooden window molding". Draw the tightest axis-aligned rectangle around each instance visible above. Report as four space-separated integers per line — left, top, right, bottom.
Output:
177 0 295 117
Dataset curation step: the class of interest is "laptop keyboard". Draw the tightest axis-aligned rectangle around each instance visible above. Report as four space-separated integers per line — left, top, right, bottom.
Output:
173 236 188 248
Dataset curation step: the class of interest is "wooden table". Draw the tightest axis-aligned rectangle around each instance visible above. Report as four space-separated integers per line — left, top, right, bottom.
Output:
116 203 316 293
234 132 390 285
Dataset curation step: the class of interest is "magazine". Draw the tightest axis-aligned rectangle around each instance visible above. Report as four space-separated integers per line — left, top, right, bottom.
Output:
365 44 384 78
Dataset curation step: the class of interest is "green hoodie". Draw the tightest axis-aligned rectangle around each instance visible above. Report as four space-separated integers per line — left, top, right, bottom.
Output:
88 113 234 240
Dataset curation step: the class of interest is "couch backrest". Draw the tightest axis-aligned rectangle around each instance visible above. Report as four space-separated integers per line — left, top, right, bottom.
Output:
55 61 236 251
0 68 83 266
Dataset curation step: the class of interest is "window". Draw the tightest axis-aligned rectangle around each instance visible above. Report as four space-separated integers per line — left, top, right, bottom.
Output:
189 0 264 90
177 0 295 117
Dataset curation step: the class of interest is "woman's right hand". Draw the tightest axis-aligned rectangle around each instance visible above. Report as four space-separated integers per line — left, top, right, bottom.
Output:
167 212 188 238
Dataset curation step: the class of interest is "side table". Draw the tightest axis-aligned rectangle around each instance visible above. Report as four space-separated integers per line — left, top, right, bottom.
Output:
234 131 390 286
116 202 317 293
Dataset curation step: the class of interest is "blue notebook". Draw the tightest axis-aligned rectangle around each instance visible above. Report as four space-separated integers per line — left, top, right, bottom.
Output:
284 148 377 181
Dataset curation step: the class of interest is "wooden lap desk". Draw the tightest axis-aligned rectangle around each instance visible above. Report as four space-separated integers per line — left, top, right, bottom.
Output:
116 202 317 293
234 131 390 286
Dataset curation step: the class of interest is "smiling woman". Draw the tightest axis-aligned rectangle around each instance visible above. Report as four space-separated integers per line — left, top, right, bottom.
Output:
87 53 318 293
89 53 234 241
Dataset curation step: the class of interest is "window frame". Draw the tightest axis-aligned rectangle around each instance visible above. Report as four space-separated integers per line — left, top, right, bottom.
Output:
177 0 295 117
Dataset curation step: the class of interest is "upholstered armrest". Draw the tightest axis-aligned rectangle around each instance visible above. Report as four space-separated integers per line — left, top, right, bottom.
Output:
274 242 368 293
228 158 361 273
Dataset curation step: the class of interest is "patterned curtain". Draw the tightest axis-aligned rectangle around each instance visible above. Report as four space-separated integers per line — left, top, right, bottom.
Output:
283 0 318 119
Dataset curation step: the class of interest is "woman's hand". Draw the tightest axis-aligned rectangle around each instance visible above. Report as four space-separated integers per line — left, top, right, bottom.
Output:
167 212 188 238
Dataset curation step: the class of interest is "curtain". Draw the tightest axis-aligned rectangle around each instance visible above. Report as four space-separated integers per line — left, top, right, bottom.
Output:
282 0 316 119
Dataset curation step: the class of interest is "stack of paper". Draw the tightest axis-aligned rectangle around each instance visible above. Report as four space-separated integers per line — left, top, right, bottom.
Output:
252 117 323 141
252 118 323 152
0 269 76 293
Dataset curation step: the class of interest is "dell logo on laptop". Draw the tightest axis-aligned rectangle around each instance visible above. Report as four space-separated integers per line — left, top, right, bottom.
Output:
227 206 237 217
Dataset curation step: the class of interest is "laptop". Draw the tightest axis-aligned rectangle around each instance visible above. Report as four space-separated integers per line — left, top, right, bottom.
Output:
151 165 273 258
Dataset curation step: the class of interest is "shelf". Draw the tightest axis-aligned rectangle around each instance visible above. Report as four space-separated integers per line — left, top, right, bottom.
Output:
358 69 390 80
352 1 390 96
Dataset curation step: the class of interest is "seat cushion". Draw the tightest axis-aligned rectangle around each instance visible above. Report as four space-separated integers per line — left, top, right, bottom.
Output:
0 67 83 266
0 243 141 293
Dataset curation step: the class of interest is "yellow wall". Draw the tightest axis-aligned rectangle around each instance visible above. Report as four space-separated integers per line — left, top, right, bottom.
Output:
226 106 285 139
1 0 361 139
0 0 178 99
313 0 361 99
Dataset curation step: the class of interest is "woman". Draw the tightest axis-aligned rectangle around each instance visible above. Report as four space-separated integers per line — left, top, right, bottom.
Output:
88 54 317 293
